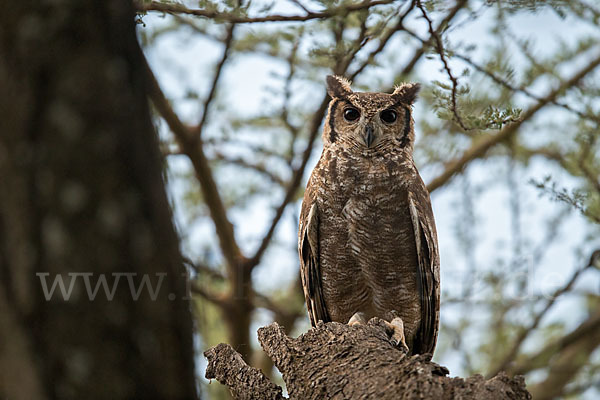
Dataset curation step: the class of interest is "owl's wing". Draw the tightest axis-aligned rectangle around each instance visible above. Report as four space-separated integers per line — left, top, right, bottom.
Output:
408 186 440 355
298 201 331 327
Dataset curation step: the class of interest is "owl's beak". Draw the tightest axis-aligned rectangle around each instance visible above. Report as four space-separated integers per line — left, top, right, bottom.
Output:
364 124 375 147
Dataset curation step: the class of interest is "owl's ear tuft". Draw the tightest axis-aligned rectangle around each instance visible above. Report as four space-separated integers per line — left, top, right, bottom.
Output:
392 82 421 105
326 75 353 99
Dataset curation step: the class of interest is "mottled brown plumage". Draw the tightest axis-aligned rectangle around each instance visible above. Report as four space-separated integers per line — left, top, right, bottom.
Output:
298 75 440 355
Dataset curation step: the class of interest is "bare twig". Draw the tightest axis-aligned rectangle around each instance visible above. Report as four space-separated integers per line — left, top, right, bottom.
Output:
205 137 289 162
578 133 600 194
416 0 469 130
213 151 287 187
397 0 468 79
339 9 371 78
487 250 598 377
184 257 226 282
288 0 312 14
244 95 330 271
187 256 302 320
193 22 236 138
561 379 600 399
427 51 600 192
519 294 600 375
349 0 416 80
579 160 600 193
254 290 303 322
171 14 221 41
528 311 600 400
192 281 230 310
282 34 302 164
136 0 396 24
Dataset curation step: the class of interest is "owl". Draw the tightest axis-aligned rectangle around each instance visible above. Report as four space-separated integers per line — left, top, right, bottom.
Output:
298 75 440 355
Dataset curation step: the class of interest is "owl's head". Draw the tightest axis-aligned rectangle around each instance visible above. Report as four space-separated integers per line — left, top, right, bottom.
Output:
323 75 420 154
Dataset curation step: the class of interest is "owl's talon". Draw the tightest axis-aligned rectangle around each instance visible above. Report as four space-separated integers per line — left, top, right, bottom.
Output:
384 317 409 353
348 312 367 326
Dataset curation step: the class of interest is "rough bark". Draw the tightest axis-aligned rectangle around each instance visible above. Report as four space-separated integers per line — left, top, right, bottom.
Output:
0 1 197 399
205 319 530 400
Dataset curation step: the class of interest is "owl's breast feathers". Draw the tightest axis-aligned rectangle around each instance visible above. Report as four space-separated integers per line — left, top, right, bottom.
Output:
299 148 440 355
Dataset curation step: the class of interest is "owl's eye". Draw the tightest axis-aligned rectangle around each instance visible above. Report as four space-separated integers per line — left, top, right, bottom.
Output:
380 109 397 123
343 108 360 122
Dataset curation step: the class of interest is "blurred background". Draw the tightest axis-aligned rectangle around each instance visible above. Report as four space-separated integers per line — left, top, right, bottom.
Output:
137 1 600 398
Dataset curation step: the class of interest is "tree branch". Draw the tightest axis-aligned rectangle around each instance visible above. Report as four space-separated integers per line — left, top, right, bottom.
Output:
205 137 290 162
427 50 600 192
397 0 468 79
487 250 598 377
512 304 600 400
578 133 600 194
282 33 302 164
244 95 330 270
254 289 304 322
349 0 416 80
188 256 302 320
212 151 287 187
136 0 396 23
530 316 600 400
205 320 531 399
143 54 243 269
204 343 285 400
288 0 312 15
192 22 236 137
184 257 225 282
191 281 231 310
507 263 599 377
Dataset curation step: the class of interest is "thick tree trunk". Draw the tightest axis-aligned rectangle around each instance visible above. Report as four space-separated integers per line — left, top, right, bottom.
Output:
0 1 197 399
205 319 531 400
